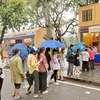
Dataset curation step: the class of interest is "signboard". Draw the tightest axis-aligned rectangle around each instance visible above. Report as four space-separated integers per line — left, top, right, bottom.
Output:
10 40 15 43
89 26 100 33
3 32 35 40
24 38 31 43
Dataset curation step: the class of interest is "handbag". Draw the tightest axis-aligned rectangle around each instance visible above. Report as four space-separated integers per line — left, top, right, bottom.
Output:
0 68 2 75
67 55 75 63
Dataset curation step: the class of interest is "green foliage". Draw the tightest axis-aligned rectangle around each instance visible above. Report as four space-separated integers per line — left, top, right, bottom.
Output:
25 0 80 41
0 0 28 44
0 0 27 32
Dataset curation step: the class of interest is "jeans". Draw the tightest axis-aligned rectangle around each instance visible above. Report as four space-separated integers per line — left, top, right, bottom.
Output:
47 70 53 85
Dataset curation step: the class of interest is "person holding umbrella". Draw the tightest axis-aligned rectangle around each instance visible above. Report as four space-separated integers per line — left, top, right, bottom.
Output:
10 49 27 100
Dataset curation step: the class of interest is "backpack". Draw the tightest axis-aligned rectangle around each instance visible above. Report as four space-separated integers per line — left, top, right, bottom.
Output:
66 48 74 63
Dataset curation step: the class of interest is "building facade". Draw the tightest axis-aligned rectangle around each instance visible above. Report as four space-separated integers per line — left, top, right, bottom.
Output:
79 3 100 51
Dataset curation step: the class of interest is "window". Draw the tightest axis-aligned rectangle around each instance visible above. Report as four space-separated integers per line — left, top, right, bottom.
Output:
93 42 98 46
82 9 92 22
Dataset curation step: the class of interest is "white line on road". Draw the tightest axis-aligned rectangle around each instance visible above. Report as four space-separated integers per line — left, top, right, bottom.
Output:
58 81 100 92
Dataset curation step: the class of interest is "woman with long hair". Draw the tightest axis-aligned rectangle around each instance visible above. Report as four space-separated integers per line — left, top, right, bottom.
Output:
50 49 60 85
10 49 26 100
58 48 65 80
45 48 52 87
37 47 48 94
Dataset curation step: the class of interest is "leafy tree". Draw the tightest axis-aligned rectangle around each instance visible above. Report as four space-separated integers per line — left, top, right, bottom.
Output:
26 0 81 41
0 0 27 44
78 0 99 6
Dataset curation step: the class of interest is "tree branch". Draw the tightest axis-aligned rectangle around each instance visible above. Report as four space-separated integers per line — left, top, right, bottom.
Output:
61 19 76 36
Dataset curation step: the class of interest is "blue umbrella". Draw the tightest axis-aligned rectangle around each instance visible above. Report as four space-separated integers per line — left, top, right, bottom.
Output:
10 43 28 60
40 40 64 48
73 44 85 52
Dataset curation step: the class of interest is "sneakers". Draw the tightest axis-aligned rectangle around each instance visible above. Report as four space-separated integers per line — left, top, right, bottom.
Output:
54 82 60 85
47 85 49 88
42 90 48 94
50 80 54 83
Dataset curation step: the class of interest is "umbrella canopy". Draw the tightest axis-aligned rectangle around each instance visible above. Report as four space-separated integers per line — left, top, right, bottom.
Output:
40 40 64 48
10 43 28 60
73 43 85 52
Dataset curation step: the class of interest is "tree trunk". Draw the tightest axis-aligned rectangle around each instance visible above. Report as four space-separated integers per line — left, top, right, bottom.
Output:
44 28 53 40
0 26 7 44
57 36 62 42
0 26 7 58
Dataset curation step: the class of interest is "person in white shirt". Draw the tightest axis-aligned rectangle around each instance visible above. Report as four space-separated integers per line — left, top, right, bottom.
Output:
81 48 90 72
93 46 98 53
0 55 7 100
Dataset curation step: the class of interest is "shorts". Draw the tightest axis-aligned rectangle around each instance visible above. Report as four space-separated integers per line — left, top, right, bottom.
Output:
14 83 21 89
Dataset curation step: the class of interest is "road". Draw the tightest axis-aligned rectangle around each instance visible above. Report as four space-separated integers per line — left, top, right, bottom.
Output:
1 70 100 100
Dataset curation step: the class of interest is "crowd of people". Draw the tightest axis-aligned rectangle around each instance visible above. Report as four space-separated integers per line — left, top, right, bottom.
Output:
6 47 66 100
0 44 97 100
66 44 96 76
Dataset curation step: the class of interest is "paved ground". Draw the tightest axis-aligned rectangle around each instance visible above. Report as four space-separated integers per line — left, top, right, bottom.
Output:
1 70 100 100
64 67 100 85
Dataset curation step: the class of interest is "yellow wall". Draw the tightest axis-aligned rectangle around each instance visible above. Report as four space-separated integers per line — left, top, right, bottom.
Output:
83 33 100 47
2 28 47 58
83 33 90 46
79 3 100 27
34 28 46 48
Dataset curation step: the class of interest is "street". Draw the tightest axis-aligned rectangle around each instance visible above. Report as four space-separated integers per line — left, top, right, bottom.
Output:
2 70 100 100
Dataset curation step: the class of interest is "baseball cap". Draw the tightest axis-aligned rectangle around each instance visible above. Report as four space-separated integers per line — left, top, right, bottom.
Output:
30 47 40 53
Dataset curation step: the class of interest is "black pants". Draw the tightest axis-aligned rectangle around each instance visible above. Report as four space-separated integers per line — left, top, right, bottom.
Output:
0 78 3 100
27 71 39 94
82 61 89 72
51 70 58 82
90 60 95 70
39 72 47 92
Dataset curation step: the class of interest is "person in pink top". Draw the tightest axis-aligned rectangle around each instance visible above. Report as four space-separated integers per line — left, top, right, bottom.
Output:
50 49 60 85
37 47 48 94
88 47 95 70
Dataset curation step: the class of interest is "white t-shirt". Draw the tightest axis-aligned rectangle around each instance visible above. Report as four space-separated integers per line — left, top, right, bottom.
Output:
81 51 90 61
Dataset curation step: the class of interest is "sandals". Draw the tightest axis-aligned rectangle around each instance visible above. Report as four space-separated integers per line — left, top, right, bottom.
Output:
14 96 23 100
33 94 39 99
26 91 32 95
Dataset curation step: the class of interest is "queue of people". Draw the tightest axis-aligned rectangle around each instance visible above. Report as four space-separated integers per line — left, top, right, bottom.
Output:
7 47 65 100
0 44 96 100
